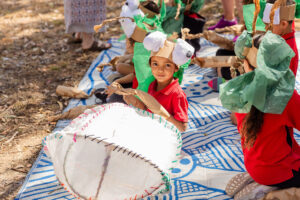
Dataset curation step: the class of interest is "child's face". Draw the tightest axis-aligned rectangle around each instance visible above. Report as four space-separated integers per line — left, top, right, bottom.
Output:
150 56 178 84
265 20 291 35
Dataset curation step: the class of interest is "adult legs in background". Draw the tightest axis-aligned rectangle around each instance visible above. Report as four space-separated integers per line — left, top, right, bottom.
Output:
207 0 244 30
222 0 235 21
64 0 111 51
81 32 111 51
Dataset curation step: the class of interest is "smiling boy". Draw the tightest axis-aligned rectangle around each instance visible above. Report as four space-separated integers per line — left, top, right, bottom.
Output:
123 32 194 132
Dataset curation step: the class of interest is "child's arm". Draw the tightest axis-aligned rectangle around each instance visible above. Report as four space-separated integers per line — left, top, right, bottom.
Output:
106 73 135 97
114 73 134 84
123 95 147 110
166 116 188 132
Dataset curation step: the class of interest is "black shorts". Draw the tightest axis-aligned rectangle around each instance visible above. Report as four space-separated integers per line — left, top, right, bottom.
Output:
216 49 240 80
270 169 300 189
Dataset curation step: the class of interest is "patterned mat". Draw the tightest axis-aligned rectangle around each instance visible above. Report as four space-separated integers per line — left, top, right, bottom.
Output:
16 34 300 200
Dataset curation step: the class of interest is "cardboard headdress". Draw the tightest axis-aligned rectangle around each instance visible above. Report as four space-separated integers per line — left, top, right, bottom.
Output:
118 0 148 43
94 0 149 43
43 103 182 199
143 31 194 66
263 0 296 24
121 0 144 18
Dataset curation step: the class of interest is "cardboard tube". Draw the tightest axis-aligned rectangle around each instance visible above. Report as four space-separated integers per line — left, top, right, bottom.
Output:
109 83 171 119
49 105 97 122
203 31 234 50
194 56 238 68
56 86 93 99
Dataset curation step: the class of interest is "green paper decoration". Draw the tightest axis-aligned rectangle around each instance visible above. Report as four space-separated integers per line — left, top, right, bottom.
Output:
220 31 295 114
243 4 266 32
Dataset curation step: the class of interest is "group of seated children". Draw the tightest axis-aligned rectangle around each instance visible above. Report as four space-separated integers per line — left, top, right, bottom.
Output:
95 0 300 198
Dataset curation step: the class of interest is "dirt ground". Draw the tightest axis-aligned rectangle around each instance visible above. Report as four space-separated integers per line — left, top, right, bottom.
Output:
0 0 279 199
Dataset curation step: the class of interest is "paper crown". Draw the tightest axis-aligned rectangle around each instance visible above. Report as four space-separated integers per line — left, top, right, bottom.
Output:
143 31 195 66
43 103 182 200
263 3 296 24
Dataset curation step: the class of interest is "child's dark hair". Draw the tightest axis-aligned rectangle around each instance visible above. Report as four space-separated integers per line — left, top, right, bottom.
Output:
128 38 135 46
243 0 254 4
267 0 295 24
242 33 265 149
141 1 160 14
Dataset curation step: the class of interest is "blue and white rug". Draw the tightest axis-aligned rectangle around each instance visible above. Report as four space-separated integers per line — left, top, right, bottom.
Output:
16 34 300 200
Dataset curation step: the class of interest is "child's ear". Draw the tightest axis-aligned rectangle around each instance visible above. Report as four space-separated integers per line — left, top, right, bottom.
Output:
281 20 289 29
174 65 179 72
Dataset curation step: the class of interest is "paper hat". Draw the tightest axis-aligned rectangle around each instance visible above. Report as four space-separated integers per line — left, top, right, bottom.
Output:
43 103 182 200
121 0 144 17
143 31 195 66
119 18 148 43
139 1 160 18
263 3 296 24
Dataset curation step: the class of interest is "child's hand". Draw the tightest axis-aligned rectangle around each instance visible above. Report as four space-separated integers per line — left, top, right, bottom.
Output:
106 81 120 97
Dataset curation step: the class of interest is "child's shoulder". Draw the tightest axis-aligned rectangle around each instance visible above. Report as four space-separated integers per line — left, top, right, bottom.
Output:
169 79 187 97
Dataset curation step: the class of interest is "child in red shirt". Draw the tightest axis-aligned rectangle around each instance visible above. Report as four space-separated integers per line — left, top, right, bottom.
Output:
220 30 300 199
263 0 299 75
123 31 194 132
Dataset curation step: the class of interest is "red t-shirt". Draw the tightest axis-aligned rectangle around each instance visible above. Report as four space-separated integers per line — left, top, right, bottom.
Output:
147 79 188 123
132 75 138 89
235 90 300 185
282 31 299 76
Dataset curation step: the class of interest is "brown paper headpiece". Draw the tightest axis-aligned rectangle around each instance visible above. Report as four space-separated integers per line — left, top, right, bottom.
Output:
131 26 148 43
280 4 296 21
150 40 175 62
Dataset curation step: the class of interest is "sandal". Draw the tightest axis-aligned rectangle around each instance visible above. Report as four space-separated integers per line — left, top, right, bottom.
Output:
225 172 254 197
67 33 82 44
94 88 108 104
234 182 277 200
83 39 112 51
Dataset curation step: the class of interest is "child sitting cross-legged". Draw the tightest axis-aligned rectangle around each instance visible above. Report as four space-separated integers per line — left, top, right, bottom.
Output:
220 30 300 200
116 31 194 132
